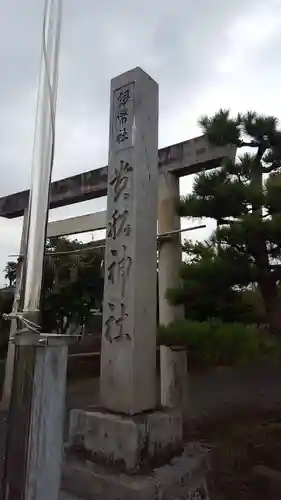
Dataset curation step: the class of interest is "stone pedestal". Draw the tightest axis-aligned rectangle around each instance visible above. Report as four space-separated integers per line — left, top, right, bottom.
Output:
67 408 183 473
62 436 209 500
61 408 210 499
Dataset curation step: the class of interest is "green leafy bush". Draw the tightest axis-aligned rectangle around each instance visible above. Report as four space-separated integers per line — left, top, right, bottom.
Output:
157 319 281 367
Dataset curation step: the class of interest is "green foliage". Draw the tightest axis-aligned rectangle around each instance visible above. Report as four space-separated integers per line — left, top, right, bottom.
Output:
199 109 242 146
177 109 281 335
3 261 17 288
158 319 280 367
42 236 104 334
167 240 257 323
0 237 104 338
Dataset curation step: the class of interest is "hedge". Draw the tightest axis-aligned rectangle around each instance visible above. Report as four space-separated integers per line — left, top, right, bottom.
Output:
157 319 281 367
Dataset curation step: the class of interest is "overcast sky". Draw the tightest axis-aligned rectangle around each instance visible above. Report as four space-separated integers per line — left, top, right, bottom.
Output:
0 0 280 286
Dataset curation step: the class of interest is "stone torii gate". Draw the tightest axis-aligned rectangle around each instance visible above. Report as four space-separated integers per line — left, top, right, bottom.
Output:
0 135 235 409
0 135 235 317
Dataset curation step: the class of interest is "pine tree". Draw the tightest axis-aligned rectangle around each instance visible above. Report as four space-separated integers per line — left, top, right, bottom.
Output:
176 110 281 335
166 239 258 324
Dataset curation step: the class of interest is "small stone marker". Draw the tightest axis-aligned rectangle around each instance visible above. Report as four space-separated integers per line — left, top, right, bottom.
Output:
100 67 159 415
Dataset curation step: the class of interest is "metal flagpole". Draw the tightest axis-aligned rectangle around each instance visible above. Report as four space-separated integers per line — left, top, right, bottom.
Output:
1 2 77 499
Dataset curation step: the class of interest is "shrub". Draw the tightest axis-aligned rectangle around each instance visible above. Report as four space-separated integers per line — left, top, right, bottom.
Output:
157 319 281 367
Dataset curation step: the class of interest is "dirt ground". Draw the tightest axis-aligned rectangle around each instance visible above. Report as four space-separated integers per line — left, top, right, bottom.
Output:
66 377 281 498
1 377 281 499
187 410 281 499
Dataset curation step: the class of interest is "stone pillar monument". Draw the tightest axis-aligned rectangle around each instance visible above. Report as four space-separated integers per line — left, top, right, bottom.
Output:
62 67 209 500
100 67 158 415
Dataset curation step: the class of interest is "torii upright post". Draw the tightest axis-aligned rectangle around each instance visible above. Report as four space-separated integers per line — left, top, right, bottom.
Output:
2 2 68 499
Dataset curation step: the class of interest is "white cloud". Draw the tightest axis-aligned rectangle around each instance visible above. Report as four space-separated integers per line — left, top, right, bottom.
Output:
216 4 280 75
0 0 280 286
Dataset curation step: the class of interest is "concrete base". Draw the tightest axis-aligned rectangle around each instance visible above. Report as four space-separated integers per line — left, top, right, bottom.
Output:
61 443 210 500
67 408 183 473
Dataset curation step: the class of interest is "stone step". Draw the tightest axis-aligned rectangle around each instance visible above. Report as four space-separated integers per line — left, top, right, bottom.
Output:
61 443 210 500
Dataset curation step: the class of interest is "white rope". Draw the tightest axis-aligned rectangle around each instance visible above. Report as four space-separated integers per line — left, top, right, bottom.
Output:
3 312 41 335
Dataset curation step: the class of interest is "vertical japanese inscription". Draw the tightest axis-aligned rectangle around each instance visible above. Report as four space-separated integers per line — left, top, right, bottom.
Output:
104 81 135 342
107 246 132 296
104 157 133 342
104 302 131 343
110 160 133 202
113 82 135 151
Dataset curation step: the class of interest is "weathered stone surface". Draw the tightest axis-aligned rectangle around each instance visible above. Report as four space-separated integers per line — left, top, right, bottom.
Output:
100 67 159 415
61 443 210 500
62 460 156 500
158 171 184 326
160 346 188 415
154 443 209 500
68 408 182 473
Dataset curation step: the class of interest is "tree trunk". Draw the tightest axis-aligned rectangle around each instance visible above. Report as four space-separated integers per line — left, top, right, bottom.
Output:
258 277 281 335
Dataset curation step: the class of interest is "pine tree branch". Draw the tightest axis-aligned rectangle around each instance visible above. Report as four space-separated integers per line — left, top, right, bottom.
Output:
256 143 267 162
240 140 260 148
263 164 279 173
219 218 242 225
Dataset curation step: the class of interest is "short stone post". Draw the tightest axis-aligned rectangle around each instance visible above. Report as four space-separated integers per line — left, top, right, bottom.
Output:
160 345 188 416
